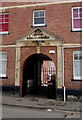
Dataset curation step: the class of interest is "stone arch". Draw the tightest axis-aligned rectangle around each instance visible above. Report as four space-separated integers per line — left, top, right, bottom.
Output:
22 53 56 97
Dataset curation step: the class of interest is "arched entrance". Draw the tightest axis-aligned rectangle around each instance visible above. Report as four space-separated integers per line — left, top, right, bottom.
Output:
22 53 56 98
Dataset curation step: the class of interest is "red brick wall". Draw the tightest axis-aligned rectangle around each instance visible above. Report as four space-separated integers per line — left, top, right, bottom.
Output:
1 2 81 45
64 48 82 90
0 47 16 86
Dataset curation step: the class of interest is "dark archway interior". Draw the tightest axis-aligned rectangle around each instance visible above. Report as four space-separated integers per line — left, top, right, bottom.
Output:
22 53 52 97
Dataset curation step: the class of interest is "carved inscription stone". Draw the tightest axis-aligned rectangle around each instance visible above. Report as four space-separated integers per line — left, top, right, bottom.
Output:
27 28 49 39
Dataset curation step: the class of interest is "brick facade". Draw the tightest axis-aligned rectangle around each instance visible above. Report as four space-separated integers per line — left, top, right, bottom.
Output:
0 1 82 98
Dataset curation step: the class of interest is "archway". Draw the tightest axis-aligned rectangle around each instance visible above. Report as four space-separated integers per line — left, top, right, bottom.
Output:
22 53 56 98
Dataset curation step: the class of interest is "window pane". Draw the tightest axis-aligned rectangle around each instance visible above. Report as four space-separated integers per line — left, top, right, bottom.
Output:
0 24 2 31
80 61 82 77
0 14 9 18
0 18 2 22
40 11 44 17
1 23 8 32
0 15 2 19
0 15 4 19
74 54 78 60
73 9 78 14
79 55 82 60
80 13 82 18
5 14 9 18
34 12 39 17
0 60 6 75
73 13 78 18
0 60 2 74
2 18 5 22
0 14 9 22
74 19 82 28
0 52 7 59
0 52 7 76
74 61 82 77
0 13 9 32
80 8 82 13
4 18 9 22
0 15 4 22
0 23 9 32
2 61 6 74
34 18 44 24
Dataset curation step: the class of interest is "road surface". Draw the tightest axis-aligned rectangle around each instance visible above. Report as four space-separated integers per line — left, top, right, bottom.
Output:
2 105 80 118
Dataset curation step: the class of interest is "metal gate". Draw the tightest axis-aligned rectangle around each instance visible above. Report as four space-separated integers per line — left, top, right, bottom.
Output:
39 67 56 98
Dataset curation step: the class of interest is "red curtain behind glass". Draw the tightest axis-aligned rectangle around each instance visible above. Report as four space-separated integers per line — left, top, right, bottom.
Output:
0 14 9 32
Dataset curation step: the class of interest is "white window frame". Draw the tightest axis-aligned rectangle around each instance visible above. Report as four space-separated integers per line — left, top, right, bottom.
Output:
72 7 82 31
0 13 9 34
0 52 7 77
73 51 82 80
33 10 45 26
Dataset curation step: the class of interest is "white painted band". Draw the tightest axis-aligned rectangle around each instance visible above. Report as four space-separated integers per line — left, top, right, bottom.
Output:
0 0 81 10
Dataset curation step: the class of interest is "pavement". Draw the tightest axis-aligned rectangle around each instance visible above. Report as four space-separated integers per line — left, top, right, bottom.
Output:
1 93 82 112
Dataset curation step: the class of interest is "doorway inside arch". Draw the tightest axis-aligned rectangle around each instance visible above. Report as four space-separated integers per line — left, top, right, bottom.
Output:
22 53 56 98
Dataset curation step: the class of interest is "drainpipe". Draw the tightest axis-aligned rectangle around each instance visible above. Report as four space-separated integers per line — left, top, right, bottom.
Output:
63 85 66 102
62 47 66 102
